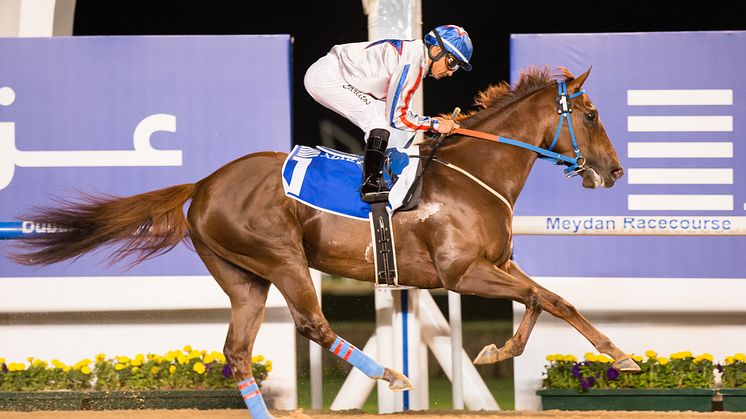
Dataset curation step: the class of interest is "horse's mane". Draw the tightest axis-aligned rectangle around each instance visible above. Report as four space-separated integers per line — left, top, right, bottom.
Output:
455 66 574 122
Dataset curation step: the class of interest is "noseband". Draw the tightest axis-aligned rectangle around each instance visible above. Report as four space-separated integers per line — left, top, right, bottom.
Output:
453 79 588 178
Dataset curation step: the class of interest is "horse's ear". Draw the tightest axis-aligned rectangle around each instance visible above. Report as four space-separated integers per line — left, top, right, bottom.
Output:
568 66 592 92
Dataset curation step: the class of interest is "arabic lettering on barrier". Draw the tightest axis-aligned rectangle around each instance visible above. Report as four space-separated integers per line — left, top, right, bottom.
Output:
0 86 183 191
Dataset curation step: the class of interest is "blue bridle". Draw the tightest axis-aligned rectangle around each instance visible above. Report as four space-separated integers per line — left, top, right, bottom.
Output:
496 80 587 177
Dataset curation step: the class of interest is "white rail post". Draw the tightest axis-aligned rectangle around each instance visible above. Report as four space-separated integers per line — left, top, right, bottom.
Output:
309 270 323 409
448 291 465 409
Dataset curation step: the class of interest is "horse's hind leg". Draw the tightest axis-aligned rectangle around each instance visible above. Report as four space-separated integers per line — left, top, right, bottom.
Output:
193 239 273 419
268 262 414 391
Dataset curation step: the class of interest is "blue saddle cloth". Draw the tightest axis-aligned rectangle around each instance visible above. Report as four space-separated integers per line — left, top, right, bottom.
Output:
282 146 410 221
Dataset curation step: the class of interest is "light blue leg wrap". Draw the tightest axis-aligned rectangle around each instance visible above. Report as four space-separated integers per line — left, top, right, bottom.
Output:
329 336 385 378
238 377 272 419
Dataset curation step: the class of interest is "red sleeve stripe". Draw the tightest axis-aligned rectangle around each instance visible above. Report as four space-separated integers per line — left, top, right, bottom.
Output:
398 66 429 131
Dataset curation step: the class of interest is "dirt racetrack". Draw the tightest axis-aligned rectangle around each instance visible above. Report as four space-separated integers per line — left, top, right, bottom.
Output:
2 410 746 419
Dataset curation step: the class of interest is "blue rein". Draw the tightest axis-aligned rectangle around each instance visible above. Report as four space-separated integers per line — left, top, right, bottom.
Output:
493 80 587 177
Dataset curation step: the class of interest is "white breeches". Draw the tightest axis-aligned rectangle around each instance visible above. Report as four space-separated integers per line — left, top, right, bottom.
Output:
304 54 410 148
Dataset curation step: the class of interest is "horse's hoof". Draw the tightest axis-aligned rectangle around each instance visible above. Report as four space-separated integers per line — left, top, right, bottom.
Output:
384 368 415 391
473 344 499 365
614 357 641 372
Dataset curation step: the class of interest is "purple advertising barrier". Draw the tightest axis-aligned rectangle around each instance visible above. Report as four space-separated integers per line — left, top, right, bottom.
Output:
0 36 292 277
510 31 746 278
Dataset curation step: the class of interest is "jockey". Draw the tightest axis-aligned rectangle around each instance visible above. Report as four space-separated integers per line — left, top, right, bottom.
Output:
304 25 473 203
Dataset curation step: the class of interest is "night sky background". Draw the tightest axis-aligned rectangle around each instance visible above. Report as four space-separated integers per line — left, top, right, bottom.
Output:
73 0 746 151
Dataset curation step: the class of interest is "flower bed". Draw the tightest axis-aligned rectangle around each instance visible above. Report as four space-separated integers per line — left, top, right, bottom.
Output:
0 346 272 410
721 353 746 411
543 351 715 391
538 350 719 411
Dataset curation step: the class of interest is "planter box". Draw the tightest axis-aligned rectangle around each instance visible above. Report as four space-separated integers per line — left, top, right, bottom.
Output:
537 388 716 412
0 389 246 411
720 389 746 412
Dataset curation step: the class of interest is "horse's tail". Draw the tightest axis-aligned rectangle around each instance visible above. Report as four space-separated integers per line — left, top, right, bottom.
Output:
12 183 196 266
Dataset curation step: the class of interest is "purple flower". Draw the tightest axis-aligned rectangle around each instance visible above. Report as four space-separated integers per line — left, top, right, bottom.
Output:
587 376 596 386
571 364 581 378
579 378 591 390
606 367 620 380
717 363 724 373
221 364 233 378
1 363 6 373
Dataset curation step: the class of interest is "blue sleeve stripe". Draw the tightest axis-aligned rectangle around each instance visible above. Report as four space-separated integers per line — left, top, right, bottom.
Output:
388 64 411 128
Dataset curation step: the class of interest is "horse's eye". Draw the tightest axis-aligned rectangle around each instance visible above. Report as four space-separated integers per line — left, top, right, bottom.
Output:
585 112 597 122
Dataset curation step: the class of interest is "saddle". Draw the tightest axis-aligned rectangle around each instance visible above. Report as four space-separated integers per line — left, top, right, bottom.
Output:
282 145 425 286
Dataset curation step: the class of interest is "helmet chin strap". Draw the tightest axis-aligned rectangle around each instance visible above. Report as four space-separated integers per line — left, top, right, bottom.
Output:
426 45 443 77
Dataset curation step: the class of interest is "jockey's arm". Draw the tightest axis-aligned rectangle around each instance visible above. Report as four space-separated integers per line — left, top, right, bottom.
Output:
384 64 460 136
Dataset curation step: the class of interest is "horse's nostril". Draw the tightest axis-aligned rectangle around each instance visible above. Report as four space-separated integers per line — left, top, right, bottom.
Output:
611 167 624 179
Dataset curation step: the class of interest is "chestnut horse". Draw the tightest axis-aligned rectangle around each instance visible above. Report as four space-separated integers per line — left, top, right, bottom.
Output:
11 67 640 402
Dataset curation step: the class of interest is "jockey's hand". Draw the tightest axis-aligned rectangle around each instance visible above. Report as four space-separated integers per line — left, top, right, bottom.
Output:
431 117 460 135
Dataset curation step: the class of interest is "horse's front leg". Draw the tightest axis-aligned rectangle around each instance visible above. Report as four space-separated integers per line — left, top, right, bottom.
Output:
445 259 640 372
506 261 640 372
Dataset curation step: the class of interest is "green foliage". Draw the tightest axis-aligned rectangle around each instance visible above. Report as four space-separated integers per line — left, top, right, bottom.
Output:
721 354 746 388
542 351 716 391
0 347 271 392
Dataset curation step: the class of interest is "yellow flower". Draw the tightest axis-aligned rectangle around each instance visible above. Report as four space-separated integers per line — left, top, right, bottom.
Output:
26 357 34 363
151 367 160 375
116 356 131 364
182 345 193 353
0 358 5 364
81 366 91 375
546 354 557 362
188 350 202 360
584 352 598 362
169 365 177 374
33 359 48 368
657 357 669 365
177 354 188 365
252 355 265 363
193 362 206 374
114 363 127 371
131 358 143 367
147 354 156 361
204 354 215 364
725 356 735 365
132 367 140 373
8 362 25 372
562 355 577 362
52 359 65 369
63 366 71 372
631 355 643 363
266 364 272 372
74 359 91 370
694 353 713 363
213 352 226 363
645 350 657 359
734 353 746 362
96 353 106 363
670 351 693 360
597 355 613 364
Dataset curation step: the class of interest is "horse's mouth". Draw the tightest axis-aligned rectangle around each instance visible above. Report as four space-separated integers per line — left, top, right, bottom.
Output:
581 165 623 189
581 166 607 189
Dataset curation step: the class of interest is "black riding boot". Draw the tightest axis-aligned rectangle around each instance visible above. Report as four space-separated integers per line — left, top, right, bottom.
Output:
360 129 390 203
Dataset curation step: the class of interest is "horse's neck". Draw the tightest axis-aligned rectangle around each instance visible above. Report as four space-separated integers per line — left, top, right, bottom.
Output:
437 94 549 207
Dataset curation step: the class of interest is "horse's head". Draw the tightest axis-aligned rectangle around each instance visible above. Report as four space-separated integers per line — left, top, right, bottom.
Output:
545 67 624 188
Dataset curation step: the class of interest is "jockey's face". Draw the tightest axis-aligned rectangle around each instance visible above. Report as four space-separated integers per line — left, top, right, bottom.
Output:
429 46 456 79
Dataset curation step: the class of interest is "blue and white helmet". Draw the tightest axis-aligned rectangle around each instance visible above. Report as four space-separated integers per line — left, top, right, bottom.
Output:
424 25 473 71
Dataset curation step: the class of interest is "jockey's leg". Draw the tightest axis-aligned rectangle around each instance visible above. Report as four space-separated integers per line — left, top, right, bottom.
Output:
361 128 390 202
